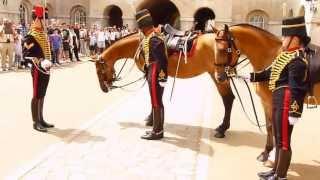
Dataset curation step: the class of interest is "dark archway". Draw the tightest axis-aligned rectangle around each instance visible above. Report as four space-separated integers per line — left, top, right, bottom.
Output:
137 0 180 28
104 5 123 27
193 7 215 32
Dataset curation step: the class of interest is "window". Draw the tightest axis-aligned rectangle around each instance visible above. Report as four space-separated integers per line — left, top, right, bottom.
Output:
71 6 86 25
247 10 269 29
19 4 28 24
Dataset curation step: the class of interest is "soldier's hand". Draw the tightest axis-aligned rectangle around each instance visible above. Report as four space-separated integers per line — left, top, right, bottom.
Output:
41 59 52 70
289 116 300 125
159 81 167 87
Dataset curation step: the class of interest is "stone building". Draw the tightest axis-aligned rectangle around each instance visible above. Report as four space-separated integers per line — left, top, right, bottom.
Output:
0 0 319 43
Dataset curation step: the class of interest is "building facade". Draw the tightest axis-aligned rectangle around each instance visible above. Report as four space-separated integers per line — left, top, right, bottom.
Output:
0 0 319 43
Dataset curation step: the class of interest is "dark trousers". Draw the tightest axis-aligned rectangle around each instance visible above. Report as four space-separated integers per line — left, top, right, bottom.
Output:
52 49 60 64
272 87 294 178
70 46 79 61
146 62 165 133
147 63 164 109
31 66 50 99
272 87 294 151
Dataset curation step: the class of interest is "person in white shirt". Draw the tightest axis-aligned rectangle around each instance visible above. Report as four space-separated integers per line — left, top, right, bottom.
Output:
97 27 106 54
0 19 15 71
110 29 116 44
79 28 88 56
14 28 23 69
89 30 97 56
104 27 110 48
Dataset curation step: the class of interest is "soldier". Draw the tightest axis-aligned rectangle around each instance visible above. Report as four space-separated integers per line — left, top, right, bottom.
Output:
135 9 168 140
23 5 54 132
242 16 310 180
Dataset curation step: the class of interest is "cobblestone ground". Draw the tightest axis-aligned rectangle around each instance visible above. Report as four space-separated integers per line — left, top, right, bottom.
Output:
13 75 213 180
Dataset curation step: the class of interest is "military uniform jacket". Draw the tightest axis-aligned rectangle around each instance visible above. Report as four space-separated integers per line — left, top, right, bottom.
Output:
250 49 308 118
142 32 168 82
23 27 52 73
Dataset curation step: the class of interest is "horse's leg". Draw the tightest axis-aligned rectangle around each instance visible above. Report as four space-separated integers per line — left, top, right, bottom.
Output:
210 74 235 138
256 103 274 162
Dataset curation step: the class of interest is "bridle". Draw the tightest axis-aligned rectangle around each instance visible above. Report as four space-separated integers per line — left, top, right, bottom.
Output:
214 25 263 130
214 26 241 69
96 46 146 91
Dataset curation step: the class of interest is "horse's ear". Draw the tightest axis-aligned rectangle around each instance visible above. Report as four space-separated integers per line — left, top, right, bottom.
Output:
224 24 229 32
210 25 219 34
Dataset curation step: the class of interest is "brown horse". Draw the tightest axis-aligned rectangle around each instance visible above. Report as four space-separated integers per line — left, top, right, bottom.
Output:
213 24 320 162
94 32 236 138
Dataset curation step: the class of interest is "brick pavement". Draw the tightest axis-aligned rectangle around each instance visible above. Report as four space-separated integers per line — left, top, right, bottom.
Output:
9 76 213 180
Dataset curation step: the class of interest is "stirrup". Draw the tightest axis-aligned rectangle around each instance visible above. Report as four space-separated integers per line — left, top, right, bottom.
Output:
307 96 318 109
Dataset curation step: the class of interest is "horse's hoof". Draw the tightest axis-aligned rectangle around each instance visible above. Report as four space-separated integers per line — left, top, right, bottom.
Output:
257 152 268 162
263 160 274 168
214 132 226 138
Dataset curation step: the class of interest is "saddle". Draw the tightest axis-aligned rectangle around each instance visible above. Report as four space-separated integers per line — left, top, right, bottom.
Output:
162 24 198 54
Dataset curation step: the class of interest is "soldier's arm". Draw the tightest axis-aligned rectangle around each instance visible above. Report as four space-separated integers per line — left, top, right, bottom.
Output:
249 66 272 82
23 35 35 64
151 37 168 82
288 57 308 118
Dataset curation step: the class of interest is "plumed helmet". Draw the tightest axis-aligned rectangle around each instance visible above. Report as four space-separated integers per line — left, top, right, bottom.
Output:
32 5 48 20
282 16 311 45
135 9 153 29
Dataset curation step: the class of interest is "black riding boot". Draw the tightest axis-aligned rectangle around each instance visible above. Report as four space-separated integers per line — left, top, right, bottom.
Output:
258 148 279 179
145 109 153 126
272 149 291 180
32 98 47 132
141 108 164 140
39 98 54 128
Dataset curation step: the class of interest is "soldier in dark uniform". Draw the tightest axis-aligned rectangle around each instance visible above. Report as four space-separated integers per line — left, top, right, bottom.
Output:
23 5 54 132
245 16 310 180
135 9 168 140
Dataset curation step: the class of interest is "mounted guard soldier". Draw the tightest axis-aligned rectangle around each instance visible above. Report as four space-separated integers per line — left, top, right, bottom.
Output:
245 16 310 180
23 5 54 132
135 9 168 140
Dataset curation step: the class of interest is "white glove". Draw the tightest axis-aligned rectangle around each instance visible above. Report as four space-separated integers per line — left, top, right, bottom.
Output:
159 82 167 87
236 71 250 80
41 59 52 70
289 116 300 125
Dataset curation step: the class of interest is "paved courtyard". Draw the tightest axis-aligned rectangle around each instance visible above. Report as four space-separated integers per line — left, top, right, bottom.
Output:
2 60 320 180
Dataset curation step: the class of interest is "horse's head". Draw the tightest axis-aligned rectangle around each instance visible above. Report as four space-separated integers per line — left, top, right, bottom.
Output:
94 55 116 93
214 24 240 83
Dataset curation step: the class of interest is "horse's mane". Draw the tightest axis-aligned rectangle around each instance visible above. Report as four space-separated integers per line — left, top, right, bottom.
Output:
101 32 139 59
114 31 139 42
231 23 281 43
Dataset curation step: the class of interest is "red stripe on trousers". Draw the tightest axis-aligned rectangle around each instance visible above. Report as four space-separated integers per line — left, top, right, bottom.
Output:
33 67 39 98
282 88 291 150
151 64 159 108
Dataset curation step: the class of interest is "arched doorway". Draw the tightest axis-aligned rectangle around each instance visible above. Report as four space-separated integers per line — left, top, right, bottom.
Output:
193 7 215 32
19 0 32 25
104 5 123 27
70 5 87 25
137 0 180 28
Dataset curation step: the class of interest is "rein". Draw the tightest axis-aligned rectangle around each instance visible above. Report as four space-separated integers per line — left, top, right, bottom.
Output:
215 25 264 130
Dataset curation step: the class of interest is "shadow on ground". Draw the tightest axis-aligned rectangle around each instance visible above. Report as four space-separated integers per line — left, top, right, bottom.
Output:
47 128 106 144
119 122 267 156
289 162 320 180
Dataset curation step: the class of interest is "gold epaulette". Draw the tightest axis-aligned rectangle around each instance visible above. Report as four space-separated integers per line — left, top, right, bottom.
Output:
27 27 51 60
269 50 298 91
142 32 167 66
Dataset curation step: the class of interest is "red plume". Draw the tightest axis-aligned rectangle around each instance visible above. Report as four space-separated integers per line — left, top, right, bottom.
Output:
33 5 44 18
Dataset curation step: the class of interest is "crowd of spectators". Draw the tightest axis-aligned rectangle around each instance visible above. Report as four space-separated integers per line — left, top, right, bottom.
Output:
0 18 132 71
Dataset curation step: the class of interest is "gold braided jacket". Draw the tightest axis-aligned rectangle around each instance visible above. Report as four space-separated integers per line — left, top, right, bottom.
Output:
27 26 52 60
